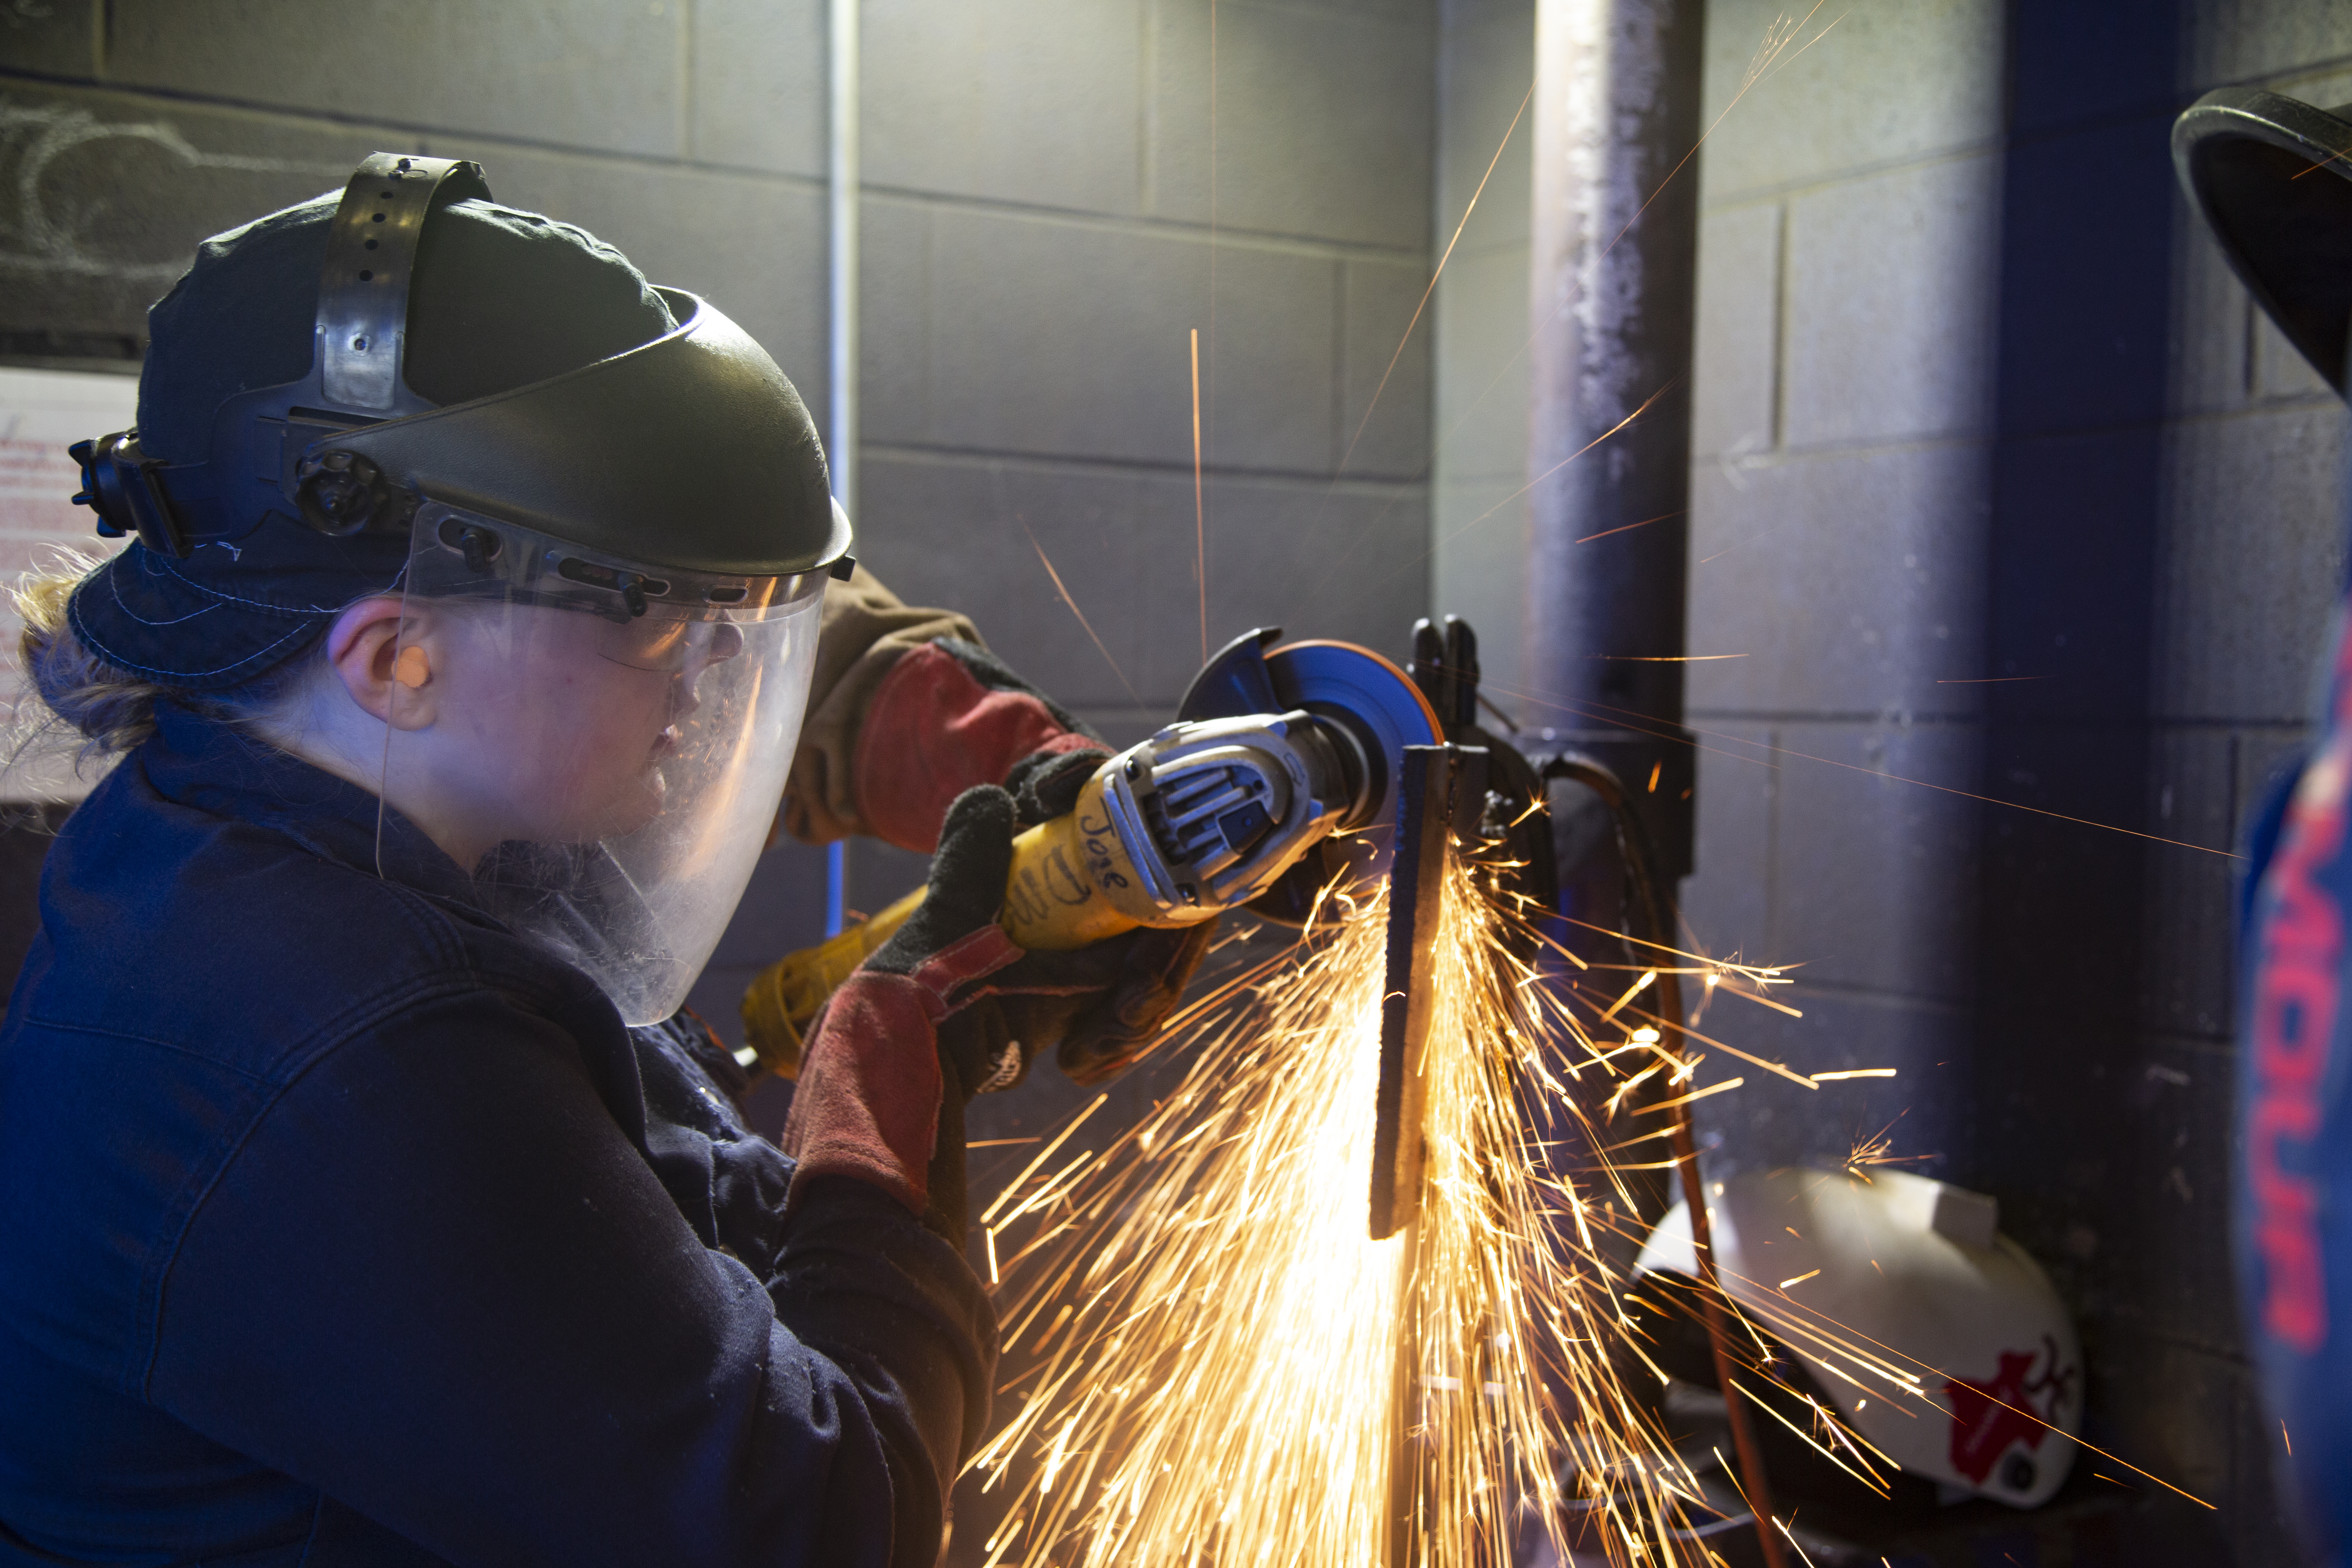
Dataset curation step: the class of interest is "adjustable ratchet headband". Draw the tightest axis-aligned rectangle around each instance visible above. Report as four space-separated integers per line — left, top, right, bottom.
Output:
69 151 849 592
71 154 491 559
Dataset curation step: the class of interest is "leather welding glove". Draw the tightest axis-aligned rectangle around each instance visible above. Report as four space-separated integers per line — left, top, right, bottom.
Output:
782 786 1029 1246
852 637 1104 853
955 747 1221 1093
851 638 1215 1087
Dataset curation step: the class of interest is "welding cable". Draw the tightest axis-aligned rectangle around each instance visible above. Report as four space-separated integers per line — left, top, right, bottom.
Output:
1546 754 1792 1568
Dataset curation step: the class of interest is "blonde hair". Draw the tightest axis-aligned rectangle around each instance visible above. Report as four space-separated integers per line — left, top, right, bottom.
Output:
13 554 170 760
9 552 327 773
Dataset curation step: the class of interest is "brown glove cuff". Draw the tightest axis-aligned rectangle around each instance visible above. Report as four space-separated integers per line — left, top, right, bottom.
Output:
782 927 1025 1217
781 972 945 1217
853 641 1099 853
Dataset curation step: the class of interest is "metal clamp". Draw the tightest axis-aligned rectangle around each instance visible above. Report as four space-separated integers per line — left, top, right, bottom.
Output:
69 431 192 559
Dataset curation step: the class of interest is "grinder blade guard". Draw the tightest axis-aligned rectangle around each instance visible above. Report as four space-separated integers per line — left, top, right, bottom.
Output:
1176 628 1444 924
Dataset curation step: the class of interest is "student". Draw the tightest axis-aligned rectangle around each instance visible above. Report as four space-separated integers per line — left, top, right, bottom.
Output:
0 154 1203 1566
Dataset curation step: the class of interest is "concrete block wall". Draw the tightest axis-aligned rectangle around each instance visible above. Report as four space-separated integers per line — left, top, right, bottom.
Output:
1672 0 2005 1205
1431 2 2352 1558
813 0 1441 921
1432 0 1534 697
851 0 1437 758
1661 3 2352 1561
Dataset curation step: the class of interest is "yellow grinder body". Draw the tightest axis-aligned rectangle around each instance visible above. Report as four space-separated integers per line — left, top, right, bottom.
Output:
739 772 1172 1074
737 635 1444 1078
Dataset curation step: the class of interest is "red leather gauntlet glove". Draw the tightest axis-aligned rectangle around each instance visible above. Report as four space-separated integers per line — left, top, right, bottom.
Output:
846 639 1215 1097
854 637 1102 854
783 786 1028 1245
953 750 1219 1092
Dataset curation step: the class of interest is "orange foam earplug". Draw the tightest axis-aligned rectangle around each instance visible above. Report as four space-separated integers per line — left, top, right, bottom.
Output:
393 646 431 690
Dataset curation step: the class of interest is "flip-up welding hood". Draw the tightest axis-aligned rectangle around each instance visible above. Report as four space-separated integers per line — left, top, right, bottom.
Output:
2175 87 2352 396
78 151 849 581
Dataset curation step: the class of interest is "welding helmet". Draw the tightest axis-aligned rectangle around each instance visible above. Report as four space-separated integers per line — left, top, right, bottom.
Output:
1633 1167 2082 1508
2175 87 2352 396
68 153 851 1023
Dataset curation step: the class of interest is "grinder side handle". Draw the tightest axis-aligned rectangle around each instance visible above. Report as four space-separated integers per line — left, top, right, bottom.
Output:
737 805 1147 1078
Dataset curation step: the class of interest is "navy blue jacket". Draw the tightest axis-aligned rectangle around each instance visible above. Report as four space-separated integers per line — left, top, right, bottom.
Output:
0 704 993 1565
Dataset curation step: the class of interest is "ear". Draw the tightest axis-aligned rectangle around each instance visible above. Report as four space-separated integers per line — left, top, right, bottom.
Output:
326 596 437 731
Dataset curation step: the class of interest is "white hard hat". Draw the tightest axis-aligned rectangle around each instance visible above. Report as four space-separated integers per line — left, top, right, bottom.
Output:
1634 1166 2082 1507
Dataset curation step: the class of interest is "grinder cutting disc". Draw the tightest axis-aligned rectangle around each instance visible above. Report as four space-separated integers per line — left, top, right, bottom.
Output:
1179 628 1442 922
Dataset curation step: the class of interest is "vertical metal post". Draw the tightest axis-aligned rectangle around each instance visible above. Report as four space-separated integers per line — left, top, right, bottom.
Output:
1529 7 1788 1565
1526 0 1703 879
824 0 860 939
828 0 860 521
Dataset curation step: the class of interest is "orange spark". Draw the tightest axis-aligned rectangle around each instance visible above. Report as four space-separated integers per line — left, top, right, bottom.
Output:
1577 509 1685 545
1189 327 1207 665
1333 81 1537 482
1020 523 1143 708
1481 678 2246 861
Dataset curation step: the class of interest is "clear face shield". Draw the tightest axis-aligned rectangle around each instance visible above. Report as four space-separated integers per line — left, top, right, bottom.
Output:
380 502 829 1024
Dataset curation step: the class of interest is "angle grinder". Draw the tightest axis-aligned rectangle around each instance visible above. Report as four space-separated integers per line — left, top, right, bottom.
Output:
736 628 1441 1076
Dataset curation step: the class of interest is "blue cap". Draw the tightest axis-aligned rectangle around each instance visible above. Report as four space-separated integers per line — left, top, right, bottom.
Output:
69 185 677 690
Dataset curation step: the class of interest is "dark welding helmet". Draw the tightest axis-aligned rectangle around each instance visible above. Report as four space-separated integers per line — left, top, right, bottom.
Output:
2175 87 2352 396
70 153 852 1023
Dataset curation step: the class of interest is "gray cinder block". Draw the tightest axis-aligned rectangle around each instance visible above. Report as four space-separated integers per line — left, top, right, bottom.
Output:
2151 403 2347 724
1781 153 2000 450
1690 201 1779 461
0 0 98 77
2168 187 2261 420
1684 443 1992 718
907 207 1336 472
483 150 830 414
1696 0 2004 205
1149 0 1433 252
1432 241 1530 486
857 451 1428 711
2180 5 2352 96
858 196 933 447
1687 989 1971 1182
1431 475 1527 695
2252 305 2336 405
689 0 826 178
1435 0 1532 244
2136 728 2240 1041
0 82 374 346
855 451 1218 711
1200 473 1430 666
1767 718 1983 1002
1339 257 1432 480
105 0 689 160
1676 717 1774 967
862 0 1141 216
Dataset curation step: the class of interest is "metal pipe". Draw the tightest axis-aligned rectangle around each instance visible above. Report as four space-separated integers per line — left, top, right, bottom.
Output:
1526 0 1703 878
1528 6 1786 1562
824 0 860 939
828 0 860 520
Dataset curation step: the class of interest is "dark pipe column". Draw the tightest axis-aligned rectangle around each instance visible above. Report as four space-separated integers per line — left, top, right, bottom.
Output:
1523 10 1793 1564
1525 0 1705 878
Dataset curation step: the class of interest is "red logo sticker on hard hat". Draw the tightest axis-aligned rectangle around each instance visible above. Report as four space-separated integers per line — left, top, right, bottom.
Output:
1944 1336 2077 1486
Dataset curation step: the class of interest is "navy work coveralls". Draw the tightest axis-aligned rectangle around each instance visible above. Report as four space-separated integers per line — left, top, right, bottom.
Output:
0 703 994 1565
